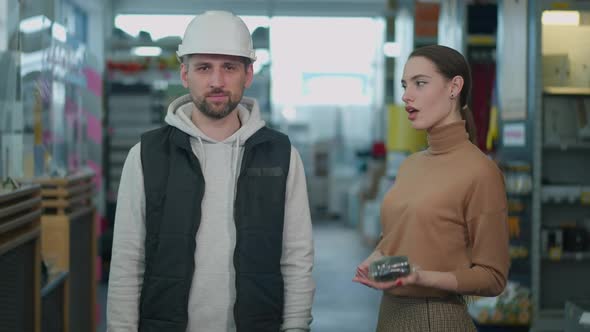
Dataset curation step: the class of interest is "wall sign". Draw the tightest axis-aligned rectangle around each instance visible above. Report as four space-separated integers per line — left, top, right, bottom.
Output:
503 123 526 147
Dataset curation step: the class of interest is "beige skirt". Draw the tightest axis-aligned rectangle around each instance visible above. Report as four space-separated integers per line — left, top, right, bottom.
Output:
376 293 476 332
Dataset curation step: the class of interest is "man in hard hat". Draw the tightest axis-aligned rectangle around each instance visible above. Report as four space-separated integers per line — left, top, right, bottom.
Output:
106 10 315 332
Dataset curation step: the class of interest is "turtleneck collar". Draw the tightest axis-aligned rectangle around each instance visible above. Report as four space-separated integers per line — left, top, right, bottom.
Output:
427 120 469 155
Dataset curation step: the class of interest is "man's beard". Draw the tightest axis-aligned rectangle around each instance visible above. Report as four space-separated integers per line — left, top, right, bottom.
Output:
193 90 241 120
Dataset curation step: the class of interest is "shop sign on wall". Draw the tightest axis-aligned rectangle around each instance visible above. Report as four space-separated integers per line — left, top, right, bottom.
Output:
503 122 526 147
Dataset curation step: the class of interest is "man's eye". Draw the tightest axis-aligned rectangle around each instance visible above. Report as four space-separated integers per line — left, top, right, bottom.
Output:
417 81 426 87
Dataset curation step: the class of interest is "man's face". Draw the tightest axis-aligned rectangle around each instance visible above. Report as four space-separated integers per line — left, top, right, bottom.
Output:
181 54 254 119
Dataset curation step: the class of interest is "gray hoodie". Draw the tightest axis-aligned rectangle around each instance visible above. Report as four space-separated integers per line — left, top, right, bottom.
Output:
106 94 315 332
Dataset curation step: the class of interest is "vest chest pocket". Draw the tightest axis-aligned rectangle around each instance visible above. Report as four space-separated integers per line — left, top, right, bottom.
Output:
245 167 285 206
246 167 283 177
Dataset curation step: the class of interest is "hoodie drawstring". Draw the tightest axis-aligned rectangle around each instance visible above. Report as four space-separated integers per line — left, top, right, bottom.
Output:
197 136 206 172
232 136 240 186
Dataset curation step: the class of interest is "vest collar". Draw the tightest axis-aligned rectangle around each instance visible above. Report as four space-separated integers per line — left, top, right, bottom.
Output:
170 126 274 151
171 127 192 152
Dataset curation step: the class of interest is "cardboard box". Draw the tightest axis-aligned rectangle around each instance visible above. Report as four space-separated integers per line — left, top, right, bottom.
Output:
543 54 570 87
565 300 590 332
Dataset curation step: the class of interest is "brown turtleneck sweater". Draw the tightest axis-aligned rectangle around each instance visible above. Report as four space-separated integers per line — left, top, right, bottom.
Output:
377 121 509 298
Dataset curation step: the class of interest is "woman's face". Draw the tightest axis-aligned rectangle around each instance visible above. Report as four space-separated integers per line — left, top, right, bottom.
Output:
401 56 462 131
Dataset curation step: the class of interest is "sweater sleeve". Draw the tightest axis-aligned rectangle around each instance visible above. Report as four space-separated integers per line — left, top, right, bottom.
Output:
452 165 510 297
280 147 316 331
106 143 145 331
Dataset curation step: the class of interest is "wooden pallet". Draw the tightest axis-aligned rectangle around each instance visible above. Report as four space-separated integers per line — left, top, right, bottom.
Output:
0 185 42 238
26 170 97 332
41 270 69 332
32 170 95 215
0 184 42 332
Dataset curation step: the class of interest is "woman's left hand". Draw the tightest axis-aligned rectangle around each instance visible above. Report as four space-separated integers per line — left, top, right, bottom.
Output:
353 270 421 290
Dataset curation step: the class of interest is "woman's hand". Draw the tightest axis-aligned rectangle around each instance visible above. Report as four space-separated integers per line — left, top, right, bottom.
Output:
352 250 381 285
354 250 383 279
353 269 421 290
352 250 420 290
354 269 459 293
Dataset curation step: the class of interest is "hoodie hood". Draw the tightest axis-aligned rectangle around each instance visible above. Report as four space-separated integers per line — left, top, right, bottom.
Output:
164 93 265 145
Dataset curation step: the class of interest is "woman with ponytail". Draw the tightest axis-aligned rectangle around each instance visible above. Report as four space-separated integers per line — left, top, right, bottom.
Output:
353 45 509 331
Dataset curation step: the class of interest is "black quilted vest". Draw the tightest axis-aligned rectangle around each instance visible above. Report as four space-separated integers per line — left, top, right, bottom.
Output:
138 125 290 332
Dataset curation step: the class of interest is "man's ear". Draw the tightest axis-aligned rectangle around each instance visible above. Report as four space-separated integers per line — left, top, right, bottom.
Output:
180 63 189 88
244 63 254 89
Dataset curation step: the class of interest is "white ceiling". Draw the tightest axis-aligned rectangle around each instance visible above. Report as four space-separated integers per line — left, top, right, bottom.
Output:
113 0 390 17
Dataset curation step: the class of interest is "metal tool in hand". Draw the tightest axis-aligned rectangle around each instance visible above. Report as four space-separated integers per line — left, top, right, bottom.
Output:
369 255 412 282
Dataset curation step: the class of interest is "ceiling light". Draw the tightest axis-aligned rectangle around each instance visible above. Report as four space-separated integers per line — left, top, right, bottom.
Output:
20 15 52 34
131 46 162 57
383 42 401 58
542 10 580 26
52 23 67 42
281 106 297 122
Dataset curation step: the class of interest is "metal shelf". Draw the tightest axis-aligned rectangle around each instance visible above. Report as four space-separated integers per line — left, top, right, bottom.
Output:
105 77 168 218
531 310 564 331
541 201 589 206
543 86 590 96
542 251 590 261
467 34 496 46
543 142 590 150
529 2 590 327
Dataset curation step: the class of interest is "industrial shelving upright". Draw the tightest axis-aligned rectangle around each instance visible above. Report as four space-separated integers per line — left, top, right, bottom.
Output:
530 2 590 331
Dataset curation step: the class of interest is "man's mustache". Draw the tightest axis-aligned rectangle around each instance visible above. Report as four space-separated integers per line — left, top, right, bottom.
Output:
207 89 229 96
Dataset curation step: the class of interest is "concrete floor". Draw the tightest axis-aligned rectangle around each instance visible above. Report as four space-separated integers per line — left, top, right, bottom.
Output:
310 220 382 332
97 278 107 332
97 219 382 332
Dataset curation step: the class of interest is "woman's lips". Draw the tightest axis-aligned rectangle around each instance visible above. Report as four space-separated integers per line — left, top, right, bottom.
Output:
405 106 418 121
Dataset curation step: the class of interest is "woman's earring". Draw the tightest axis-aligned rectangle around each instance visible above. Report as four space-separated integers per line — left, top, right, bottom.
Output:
450 94 454 99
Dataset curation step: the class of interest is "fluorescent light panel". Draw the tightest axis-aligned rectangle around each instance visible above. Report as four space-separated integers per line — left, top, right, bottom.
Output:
114 14 270 41
542 10 580 26
132 46 162 57
52 23 67 42
383 42 401 58
20 15 52 33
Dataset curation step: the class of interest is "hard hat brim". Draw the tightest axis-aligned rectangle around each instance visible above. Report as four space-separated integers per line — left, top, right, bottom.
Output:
177 47 256 62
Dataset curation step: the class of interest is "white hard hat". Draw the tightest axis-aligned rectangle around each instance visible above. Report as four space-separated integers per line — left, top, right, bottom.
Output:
177 11 256 62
